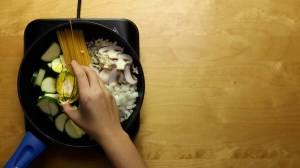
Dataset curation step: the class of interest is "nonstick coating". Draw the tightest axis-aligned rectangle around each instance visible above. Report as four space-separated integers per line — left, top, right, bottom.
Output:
18 20 145 147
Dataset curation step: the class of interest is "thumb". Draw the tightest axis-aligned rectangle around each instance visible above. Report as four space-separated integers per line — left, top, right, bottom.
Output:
61 103 80 121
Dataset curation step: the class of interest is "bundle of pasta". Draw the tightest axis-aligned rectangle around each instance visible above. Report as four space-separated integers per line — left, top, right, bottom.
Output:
56 28 91 66
56 27 91 104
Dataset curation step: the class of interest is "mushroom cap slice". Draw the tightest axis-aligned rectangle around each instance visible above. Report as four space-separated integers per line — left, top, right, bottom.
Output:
118 53 133 62
98 45 124 54
107 50 121 59
116 54 133 70
109 69 125 84
99 69 112 84
124 65 138 85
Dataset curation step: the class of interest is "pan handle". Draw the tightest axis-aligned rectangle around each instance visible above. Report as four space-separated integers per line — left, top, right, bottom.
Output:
4 132 47 168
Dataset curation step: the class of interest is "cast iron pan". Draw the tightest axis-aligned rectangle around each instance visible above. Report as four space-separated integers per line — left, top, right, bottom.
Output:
4 20 145 168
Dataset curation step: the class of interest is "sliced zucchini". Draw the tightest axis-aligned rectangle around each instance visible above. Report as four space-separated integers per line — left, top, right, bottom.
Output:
59 55 67 67
31 71 38 83
41 42 61 62
55 113 68 132
68 106 86 135
37 96 59 116
41 77 56 93
51 57 63 73
33 68 46 86
76 125 86 136
44 93 59 100
47 62 52 68
65 120 82 139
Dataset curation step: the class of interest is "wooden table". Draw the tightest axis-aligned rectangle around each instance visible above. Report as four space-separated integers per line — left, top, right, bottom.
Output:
1 0 300 167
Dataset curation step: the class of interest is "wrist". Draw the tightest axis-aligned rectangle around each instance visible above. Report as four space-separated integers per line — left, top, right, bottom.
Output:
95 127 128 147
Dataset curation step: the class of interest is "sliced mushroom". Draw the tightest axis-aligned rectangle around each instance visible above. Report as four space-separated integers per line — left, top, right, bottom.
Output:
115 59 128 70
99 69 112 84
118 71 125 83
108 69 118 84
118 54 133 62
109 69 125 84
107 50 121 60
124 65 138 85
132 65 139 74
98 45 123 54
116 54 133 70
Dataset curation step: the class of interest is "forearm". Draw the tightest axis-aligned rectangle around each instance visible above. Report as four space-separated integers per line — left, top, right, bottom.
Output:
96 130 147 168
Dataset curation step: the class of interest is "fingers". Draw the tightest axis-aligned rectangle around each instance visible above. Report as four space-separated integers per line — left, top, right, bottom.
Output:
81 66 100 90
98 76 106 91
61 103 80 121
72 60 102 91
71 60 90 96
71 59 109 100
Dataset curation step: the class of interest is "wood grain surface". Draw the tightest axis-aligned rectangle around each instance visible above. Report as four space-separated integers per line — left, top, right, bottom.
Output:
1 0 300 167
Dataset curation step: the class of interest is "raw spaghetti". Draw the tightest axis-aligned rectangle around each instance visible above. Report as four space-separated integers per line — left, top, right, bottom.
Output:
56 26 91 66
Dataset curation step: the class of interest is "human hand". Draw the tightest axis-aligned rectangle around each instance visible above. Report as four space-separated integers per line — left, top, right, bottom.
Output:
61 60 124 142
62 60 147 168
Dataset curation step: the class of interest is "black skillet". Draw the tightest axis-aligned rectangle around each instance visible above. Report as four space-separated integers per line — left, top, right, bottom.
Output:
4 20 145 168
